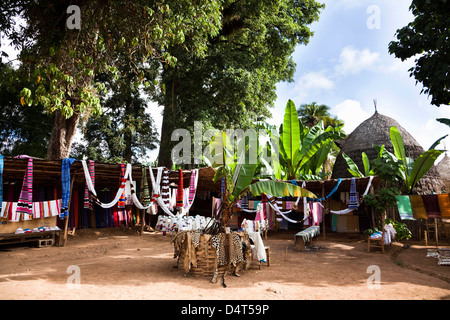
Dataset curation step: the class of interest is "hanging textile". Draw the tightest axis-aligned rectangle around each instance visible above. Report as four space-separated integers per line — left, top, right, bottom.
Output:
395 195 414 220
305 178 343 202
0 155 3 212
148 166 176 217
17 157 33 216
437 194 450 219
60 158 75 219
409 195 427 219
82 160 131 209
330 176 374 214
182 169 199 214
161 167 170 207
118 164 126 208
140 166 151 205
176 169 184 208
84 160 95 210
348 178 359 209
422 194 441 218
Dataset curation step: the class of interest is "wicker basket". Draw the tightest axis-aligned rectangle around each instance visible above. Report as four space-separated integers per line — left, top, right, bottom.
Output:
189 234 225 277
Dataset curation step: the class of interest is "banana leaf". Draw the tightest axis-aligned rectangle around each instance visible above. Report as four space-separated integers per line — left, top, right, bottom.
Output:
342 152 364 177
390 126 406 164
231 163 258 200
362 152 371 176
407 149 443 192
248 180 317 199
282 99 300 170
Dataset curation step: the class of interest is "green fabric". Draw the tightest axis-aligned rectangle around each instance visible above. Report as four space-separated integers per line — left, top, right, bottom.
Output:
396 195 414 220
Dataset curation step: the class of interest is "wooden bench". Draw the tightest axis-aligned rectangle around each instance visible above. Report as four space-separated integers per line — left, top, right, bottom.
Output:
294 226 320 251
0 230 62 247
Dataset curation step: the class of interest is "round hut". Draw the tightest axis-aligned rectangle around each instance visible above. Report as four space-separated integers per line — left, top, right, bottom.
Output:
436 153 450 192
331 111 446 195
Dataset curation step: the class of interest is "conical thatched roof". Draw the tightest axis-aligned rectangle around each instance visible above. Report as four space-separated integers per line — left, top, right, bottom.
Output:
436 154 450 192
331 111 446 194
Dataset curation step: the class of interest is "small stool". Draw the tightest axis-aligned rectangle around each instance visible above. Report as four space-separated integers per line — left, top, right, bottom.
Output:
259 246 270 269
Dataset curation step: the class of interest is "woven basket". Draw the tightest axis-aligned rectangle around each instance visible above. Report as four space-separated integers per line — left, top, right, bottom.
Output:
189 234 225 277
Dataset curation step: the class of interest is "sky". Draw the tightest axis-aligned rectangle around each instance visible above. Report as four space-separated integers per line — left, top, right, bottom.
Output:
269 0 450 162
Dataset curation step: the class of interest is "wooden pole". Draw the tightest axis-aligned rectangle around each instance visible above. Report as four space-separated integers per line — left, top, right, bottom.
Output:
434 218 439 247
63 175 75 247
321 182 326 239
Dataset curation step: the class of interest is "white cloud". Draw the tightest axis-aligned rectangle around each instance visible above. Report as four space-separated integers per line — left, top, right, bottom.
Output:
335 46 380 76
293 71 335 101
332 99 371 134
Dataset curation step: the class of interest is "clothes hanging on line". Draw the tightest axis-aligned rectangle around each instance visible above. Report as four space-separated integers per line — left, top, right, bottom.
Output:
330 176 374 214
16 157 33 216
60 157 75 218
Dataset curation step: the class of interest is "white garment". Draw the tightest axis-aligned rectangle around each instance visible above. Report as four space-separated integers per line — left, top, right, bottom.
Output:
248 231 267 262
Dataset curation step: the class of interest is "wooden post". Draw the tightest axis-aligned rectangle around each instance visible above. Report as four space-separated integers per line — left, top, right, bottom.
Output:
321 182 326 239
140 209 145 235
434 218 439 247
63 176 75 247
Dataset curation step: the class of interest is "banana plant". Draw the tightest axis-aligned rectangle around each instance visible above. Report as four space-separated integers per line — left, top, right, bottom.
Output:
207 130 316 227
279 99 347 180
390 126 444 193
342 127 445 193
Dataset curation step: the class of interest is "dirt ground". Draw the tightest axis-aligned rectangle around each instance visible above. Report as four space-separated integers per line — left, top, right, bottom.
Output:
0 228 449 301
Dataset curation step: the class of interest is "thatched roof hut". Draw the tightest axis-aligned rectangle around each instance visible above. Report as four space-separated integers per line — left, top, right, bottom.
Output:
436 154 450 192
331 111 446 194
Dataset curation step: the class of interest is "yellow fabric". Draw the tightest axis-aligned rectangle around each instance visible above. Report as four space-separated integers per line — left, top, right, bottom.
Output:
437 194 450 219
409 195 428 219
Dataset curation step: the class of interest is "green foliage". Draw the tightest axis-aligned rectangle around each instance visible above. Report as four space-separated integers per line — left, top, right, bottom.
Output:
278 100 347 180
0 63 53 158
388 0 450 106
155 0 325 166
343 126 444 193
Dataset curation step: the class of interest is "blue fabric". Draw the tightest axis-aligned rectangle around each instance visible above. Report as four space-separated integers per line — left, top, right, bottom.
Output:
60 158 76 218
348 177 359 209
305 178 343 202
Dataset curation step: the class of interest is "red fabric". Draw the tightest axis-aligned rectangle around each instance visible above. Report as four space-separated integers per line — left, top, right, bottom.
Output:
176 169 184 207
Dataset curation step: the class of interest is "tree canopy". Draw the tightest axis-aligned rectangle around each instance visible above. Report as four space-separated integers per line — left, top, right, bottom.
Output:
388 0 450 107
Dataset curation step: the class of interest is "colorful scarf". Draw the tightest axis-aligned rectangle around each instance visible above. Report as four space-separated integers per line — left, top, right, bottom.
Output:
409 195 427 219
140 166 151 205
161 167 170 207
118 164 126 208
176 169 184 207
422 194 441 218
189 170 197 204
396 195 414 220
60 157 75 218
348 177 359 209
17 157 33 216
437 194 450 219
84 160 95 210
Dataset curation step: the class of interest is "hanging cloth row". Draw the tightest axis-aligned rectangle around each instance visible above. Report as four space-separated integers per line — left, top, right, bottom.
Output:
81 161 199 218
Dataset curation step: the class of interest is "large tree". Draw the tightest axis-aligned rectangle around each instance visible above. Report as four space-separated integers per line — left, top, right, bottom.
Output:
388 0 450 107
0 0 222 159
0 63 54 158
70 71 159 163
155 0 324 168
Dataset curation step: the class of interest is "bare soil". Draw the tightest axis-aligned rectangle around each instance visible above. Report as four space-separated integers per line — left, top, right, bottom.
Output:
0 228 449 300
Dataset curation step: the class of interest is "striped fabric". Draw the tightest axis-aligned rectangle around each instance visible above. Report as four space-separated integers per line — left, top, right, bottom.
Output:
188 170 197 204
60 158 75 218
118 164 126 208
176 169 184 207
396 195 414 220
17 158 33 216
348 177 359 209
140 166 151 205
161 167 170 206
84 160 95 210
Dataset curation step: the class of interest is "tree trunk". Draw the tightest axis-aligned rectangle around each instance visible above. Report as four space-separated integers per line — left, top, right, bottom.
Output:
157 78 178 168
46 110 80 160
